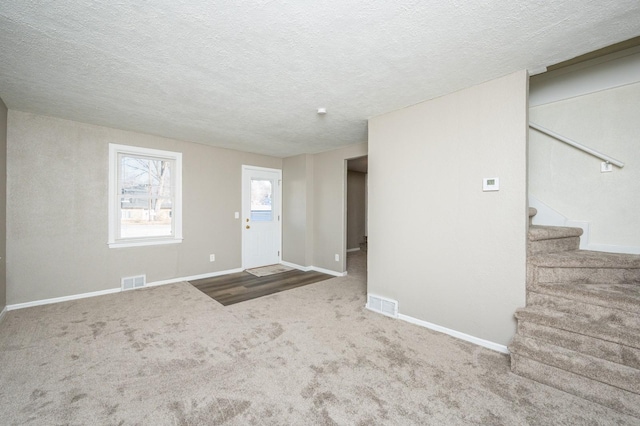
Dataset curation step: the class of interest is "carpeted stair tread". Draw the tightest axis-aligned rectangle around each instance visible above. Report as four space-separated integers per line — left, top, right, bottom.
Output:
513 221 640 416
511 354 640 418
529 250 640 269
517 321 640 369
515 306 640 349
509 336 640 394
531 283 640 315
528 225 583 241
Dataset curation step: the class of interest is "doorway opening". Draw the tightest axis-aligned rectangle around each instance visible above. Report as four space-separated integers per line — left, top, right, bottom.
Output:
346 156 368 270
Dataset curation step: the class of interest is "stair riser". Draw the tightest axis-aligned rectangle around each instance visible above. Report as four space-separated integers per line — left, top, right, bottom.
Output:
527 292 640 329
511 354 640 418
515 309 640 349
517 321 640 369
510 336 640 394
530 284 640 315
515 227 640 417
528 237 580 254
534 267 640 285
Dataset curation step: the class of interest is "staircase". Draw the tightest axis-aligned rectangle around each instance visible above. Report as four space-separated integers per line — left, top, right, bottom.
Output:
509 208 640 418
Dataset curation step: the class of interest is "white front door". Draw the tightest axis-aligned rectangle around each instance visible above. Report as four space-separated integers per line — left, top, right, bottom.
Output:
242 166 282 269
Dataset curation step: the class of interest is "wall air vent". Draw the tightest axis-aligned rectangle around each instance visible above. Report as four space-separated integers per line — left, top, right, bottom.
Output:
121 275 146 291
366 294 398 318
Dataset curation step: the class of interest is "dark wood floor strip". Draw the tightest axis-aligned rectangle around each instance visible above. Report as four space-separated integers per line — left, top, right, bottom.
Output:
189 268 334 305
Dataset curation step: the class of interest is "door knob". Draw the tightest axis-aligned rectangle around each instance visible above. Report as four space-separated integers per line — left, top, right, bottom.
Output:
246 225 250 229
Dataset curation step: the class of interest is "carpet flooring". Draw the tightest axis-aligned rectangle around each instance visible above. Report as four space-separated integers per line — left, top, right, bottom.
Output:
0 251 635 425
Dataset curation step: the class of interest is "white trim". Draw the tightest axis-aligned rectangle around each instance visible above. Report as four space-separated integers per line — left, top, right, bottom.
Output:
6 267 245 311
397 313 509 354
346 248 360 253
108 238 183 249
280 261 311 272
108 143 183 248
146 268 244 287
280 261 345 277
582 243 640 255
0 306 7 323
309 266 346 277
6 288 121 311
241 165 283 173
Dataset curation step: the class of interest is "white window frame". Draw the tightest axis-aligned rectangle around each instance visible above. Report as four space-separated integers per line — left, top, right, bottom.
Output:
108 144 183 248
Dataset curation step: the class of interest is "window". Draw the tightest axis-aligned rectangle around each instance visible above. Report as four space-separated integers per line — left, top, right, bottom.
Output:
108 144 182 248
250 178 273 222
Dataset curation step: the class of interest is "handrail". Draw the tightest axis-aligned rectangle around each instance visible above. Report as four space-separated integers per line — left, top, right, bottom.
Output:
529 122 625 168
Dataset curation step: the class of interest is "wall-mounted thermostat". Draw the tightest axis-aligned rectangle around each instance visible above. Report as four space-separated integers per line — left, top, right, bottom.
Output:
483 177 499 191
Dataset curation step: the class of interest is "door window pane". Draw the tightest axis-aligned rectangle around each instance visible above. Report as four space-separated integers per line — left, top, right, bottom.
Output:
251 179 273 222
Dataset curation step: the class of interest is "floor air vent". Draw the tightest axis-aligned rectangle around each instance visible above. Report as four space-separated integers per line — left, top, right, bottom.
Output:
121 275 146 290
367 294 398 318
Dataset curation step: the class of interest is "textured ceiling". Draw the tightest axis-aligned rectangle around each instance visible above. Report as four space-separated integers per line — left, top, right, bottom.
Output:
1 1 639 157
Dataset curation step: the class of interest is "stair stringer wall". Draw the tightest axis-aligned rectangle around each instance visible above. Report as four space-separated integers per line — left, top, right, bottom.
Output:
529 78 640 254
529 195 640 255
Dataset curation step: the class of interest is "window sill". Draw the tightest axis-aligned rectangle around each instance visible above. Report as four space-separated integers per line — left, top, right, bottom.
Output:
108 238 183 249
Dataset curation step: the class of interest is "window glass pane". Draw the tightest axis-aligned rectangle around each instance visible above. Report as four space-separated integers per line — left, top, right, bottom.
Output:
119 155 173 238
250 179 273 222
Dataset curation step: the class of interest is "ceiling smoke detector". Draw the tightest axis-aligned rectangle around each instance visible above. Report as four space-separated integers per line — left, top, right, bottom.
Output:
317 108 327 115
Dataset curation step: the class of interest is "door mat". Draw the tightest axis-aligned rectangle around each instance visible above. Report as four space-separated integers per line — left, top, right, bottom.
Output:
246 264 295 277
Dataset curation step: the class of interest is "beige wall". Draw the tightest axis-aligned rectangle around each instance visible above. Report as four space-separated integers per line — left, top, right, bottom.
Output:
368 71 528 346
0 98 6 312
312 143 368 272
282 154 314 266
347 171 366 250
7 111 281 305
529 82 640 251
282 143 367 272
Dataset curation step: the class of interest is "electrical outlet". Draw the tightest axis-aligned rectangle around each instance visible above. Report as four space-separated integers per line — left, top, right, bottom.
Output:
209 254 215 262
335 254 339 262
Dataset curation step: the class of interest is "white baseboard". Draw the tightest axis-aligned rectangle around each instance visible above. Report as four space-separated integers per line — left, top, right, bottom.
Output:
397 313 509 354
311 266 346 277
6 267 246 311
346 248 360 253
280 261 345 277
0 306 7 323
6 287 121 311
146 267 244 287
583 243 640 255
281 261 311 272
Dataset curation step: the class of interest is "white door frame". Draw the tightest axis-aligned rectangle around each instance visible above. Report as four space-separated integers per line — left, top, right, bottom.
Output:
241 165 283 269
